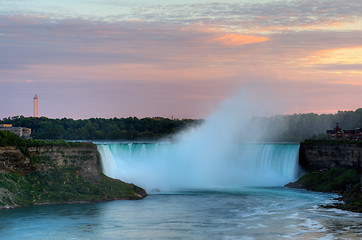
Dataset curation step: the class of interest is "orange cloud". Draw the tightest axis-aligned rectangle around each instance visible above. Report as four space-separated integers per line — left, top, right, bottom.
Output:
328 21 344 27
180 24 269 46
308 47 362 65
213 34 269 46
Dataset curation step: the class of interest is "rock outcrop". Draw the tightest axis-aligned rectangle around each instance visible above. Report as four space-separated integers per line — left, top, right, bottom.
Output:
299 141 362 171
0 143 147 209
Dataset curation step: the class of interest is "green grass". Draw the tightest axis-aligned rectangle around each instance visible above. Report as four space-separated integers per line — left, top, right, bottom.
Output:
1 167 145 207
287 168 361 212
297 168 359 192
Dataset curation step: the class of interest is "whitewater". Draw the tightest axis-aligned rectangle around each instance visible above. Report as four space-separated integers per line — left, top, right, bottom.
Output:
97 142 300 192
88 89 362 239
97 89 302 192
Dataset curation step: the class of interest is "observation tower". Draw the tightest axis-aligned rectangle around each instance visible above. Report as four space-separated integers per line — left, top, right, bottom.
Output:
34 94 38 118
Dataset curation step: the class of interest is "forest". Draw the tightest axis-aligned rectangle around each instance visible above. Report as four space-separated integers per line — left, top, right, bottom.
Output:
1 108 362 142
0 116 200 140
258 108 362 142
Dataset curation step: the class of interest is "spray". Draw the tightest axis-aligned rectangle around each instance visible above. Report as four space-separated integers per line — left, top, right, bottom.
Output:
98 86 299 191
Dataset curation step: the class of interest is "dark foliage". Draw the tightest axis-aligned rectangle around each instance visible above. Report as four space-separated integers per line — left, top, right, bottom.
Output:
0 168 146 207
0 131 91 157
2 108 362 141
0 116 201 140
254 108 362 142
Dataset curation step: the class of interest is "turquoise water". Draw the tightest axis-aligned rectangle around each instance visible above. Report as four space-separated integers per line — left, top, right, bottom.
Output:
1 188 361 239
1 142 361 239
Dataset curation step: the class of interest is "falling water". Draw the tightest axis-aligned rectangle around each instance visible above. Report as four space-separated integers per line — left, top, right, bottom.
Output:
97 142 300 192
98 88 302 192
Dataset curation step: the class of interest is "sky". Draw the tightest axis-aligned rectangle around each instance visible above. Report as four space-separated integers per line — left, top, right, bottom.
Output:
1 0 362 119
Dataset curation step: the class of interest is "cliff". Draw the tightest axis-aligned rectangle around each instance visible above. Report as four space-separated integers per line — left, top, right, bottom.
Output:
299 141 362 171
0 143 147 209
287 140 362 212
0 145 100 180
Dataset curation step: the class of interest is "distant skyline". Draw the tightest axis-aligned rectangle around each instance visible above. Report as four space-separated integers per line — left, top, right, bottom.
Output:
1 0 362 119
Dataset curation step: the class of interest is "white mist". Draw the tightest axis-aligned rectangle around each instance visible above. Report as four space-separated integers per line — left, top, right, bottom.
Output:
98 87 300 192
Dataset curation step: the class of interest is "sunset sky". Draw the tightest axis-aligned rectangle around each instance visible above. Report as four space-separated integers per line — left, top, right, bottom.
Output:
1 0 362 119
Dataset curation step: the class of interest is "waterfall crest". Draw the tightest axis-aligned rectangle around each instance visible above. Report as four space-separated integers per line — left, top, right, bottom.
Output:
97 142 300 192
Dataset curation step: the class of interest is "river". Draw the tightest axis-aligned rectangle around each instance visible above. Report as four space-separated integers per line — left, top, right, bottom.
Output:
1 142 361 239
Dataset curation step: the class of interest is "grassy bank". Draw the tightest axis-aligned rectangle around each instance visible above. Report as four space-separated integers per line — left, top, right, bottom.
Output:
0 169 146 208
286 168 362 212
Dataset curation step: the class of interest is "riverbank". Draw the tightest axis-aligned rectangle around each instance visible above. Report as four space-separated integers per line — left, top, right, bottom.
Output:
286 168 361 212
0 131 147 209
286 140 362 212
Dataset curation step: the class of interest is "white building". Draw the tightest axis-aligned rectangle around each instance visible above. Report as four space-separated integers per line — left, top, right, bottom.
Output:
0 124 32 139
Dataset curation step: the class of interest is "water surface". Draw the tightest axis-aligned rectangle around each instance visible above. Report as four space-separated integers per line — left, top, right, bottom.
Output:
1 188 361 239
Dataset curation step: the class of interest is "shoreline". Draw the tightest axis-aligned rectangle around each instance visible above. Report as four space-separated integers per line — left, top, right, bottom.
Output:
0 196 146 210
286 168 362 213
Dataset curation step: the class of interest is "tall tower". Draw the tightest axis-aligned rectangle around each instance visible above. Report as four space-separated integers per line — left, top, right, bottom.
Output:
34 94 38 118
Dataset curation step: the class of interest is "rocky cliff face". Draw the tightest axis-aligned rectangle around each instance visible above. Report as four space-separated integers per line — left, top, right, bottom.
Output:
28 145 101 181
299 141 362 171
0 147 32 173
0 145 100 179
0 143 147 208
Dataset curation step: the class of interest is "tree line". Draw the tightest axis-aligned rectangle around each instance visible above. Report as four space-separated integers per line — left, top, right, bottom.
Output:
0 116 201 140
257 108 362 142
1 108 362 141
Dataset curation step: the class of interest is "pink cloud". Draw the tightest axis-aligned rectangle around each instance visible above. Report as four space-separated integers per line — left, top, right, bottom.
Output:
1 12 362 119
213 34 269 46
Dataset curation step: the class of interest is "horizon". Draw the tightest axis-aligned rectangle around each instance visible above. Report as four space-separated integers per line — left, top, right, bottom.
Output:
1 0 362 119
2 107 361 121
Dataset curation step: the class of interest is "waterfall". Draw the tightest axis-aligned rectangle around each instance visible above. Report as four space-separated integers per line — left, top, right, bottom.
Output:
97 142 300 192
97 87 301 192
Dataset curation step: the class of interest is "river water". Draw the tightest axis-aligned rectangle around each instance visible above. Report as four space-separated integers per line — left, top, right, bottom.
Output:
1 142 361 239
0 188 361 239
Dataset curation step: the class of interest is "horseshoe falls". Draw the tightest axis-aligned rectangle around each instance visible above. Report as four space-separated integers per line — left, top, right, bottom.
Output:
4 99 362 240
4 90 360 240
97 90 302 192
97 142 300 192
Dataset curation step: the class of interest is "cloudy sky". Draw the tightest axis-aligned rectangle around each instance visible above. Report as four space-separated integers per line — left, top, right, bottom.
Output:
1 0 362 119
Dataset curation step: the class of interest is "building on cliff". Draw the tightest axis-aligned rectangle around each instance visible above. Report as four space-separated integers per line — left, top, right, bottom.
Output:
0 124 31 139
326 123 362 140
